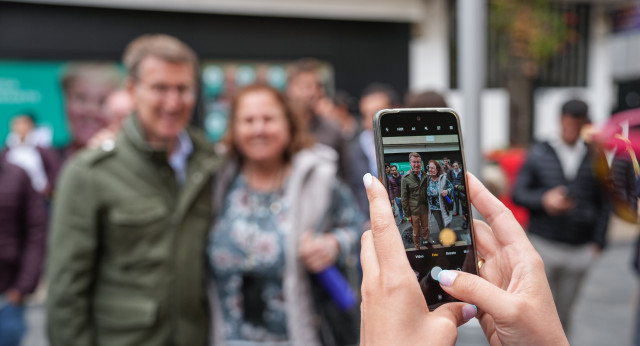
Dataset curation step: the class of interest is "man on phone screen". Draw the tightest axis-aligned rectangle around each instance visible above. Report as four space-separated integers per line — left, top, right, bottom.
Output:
401 152 430 250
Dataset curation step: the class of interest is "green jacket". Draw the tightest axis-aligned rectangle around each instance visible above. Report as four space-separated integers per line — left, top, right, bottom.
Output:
401 170 429 217
47 116 222 346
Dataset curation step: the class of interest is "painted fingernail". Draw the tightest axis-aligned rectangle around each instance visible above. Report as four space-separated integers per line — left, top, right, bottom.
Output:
437 270 458 287
462 304 477 322
363 173 373 189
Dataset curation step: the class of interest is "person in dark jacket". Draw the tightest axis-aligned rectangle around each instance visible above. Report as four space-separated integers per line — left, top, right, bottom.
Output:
513 99 609 334
448 161 469 229
347 83 398 218
0 160 47 346
286 59 351 180
388 164 404 222
448 161 464 216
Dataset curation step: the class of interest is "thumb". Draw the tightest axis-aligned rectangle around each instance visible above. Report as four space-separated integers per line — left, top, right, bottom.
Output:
437 270 514 319
363 173 408 272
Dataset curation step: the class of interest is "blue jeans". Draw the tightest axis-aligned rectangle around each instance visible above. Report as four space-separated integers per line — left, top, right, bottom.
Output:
0 297 25 346
394 197 404 220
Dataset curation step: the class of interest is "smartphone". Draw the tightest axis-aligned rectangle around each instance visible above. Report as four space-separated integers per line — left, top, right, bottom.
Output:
373 108 478 310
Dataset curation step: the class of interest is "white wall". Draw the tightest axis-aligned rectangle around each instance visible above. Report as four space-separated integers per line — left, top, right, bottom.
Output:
409 0 450 91
610 32 640 80
448 89 510 153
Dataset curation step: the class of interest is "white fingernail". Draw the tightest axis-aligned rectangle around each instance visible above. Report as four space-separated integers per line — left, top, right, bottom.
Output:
437 270 458 287
363 173 373 189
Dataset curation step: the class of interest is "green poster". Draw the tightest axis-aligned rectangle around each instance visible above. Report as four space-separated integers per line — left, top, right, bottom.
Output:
0 61 68 148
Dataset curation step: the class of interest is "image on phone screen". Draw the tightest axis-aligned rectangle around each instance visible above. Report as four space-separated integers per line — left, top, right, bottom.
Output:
375 108 477 309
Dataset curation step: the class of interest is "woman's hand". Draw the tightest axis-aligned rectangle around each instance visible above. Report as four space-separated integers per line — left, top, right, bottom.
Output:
437 173 568 346
360 173 476 346
299 232 339 273
440 190 448 197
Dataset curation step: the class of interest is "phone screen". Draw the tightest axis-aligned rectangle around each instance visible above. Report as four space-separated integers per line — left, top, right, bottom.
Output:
374 108 477 310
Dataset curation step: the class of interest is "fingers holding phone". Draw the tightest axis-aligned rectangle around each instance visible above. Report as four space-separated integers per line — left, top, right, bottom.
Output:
373 108 478 309
360 173 476 345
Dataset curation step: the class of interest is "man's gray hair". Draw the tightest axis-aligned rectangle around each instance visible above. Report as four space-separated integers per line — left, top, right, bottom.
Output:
409 152 421 160
123 34 199 80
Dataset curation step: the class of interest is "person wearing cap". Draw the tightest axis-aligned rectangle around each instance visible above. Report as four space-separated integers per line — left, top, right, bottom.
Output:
512 99 609 334
47 34 222 346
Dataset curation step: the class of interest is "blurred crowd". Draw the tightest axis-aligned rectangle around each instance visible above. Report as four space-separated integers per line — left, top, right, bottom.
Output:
0 33 638 346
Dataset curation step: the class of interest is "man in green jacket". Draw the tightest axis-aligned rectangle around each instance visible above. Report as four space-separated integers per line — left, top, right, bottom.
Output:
47 34 222 346
401 152 430 250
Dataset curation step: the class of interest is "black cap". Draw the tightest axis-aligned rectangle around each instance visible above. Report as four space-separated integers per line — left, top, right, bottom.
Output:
561 99 588 118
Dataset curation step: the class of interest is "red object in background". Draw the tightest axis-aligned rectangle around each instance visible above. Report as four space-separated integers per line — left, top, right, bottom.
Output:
486 148 530 228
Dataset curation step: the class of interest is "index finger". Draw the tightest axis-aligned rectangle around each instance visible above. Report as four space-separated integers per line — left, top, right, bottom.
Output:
363 173 411 272
466 172 528 246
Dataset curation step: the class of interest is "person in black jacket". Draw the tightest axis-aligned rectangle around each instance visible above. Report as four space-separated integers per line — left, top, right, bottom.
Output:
513 99 609 335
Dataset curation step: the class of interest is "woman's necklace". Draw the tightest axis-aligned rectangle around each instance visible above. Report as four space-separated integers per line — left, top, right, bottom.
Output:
244 163 289 193
242 163 289 269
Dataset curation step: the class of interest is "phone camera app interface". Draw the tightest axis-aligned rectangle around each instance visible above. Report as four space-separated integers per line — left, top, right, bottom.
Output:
381 111 475 308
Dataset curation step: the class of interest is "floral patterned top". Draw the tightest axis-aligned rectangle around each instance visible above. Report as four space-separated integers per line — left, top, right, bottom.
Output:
427 176 453 211
208 173 361 344
208 175 290 343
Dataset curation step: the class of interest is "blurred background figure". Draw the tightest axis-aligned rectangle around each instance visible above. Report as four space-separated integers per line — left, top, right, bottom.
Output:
485 148 531 228
448 161 467 226
441 157 452 176
316 91 358 140
286 58 351 180
2 113 61 200
513 98 609 334
0 159 47 346
405 90 448 109
60 62 122 159
347 82 399 217
86 89 134 149
209 84 362 345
